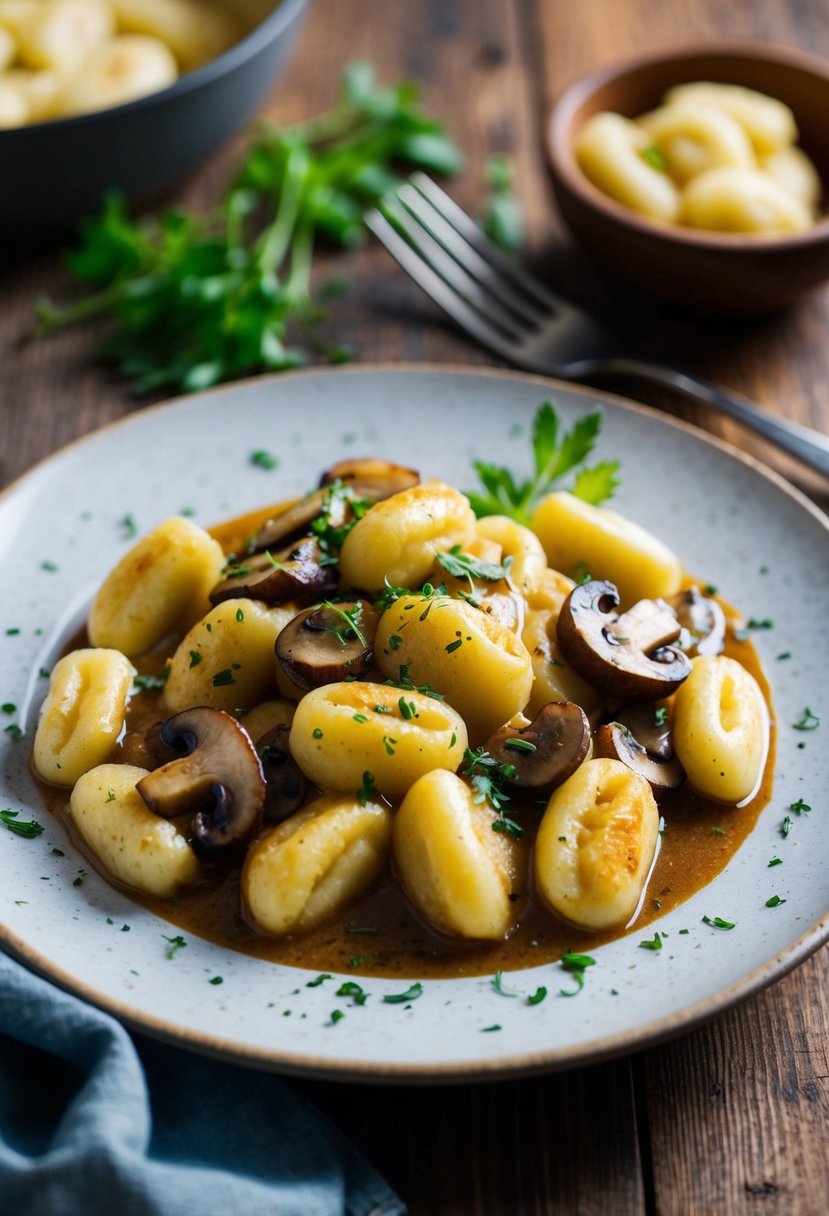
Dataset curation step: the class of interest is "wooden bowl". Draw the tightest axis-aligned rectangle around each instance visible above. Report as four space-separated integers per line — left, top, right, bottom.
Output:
546 43 829 312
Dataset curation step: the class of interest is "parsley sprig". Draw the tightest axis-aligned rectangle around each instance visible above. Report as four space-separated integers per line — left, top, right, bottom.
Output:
33 63 462 396
468 402 620 524
461 747 524 837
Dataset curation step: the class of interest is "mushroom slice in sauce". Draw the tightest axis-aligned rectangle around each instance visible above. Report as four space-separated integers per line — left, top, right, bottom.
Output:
319 458 420 497
556 579 692 701
594 720 685 800
209 537 337 606
668 586 726 657
275 599 378 692
136 707 265 856
257 723 307 822
485 701 591 791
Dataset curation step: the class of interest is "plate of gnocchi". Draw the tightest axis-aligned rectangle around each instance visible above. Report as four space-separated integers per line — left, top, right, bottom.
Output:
1 365 827 1081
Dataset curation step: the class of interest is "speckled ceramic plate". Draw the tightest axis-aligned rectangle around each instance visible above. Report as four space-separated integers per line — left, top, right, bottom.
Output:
1 366 827 1082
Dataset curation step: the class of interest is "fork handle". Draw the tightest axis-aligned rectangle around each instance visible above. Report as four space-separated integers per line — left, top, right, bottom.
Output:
578 357 829 480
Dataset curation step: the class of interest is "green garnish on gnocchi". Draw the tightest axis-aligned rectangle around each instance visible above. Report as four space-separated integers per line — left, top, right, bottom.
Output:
31 407 773 980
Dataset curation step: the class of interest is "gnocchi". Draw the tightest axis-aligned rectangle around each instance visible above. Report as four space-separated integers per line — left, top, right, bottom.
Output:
535 759 659 931
575 81 822 235
672 655 769 803
393 769 522 941
242 792 392 936
70 763 200 897
33 647 134 785
0 0 248 126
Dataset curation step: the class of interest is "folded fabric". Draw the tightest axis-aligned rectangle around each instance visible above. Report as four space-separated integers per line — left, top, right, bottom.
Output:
0 950 404 1216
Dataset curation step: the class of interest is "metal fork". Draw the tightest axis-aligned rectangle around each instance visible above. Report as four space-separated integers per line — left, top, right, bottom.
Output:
366 172 829 479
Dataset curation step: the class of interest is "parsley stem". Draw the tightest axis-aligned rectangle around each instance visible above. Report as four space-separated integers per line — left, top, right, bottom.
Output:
257 145 308 275
33 282 124 336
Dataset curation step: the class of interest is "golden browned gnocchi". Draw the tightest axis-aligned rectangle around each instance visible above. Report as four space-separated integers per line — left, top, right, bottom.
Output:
535 758 659 930
88 516 225 657
575 81 822 235
31 420 775 978
33 647 134 785
70 762 201 896
241 792 392 936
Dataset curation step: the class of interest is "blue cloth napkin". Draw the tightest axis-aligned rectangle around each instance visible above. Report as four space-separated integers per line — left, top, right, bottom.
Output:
0 950 404 1216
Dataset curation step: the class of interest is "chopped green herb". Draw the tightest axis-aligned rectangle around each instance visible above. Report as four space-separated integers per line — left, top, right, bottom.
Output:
188 650 202 668
639 933 663 951
336 981 369 1006
781 815 793 838
208 976 224 985
435 546 512 583
776 652 791 661
481 1024 502 1033
789 798 811 814
653 706 668 727
235 607 245 622
0 809 44 838
163 934 187 958
445 636 463 654
1 703 16 715
503 738 537 754
491 970 522 998
388 634 403 651
478 153 523 253
712 826 726 836
640 144 668 171
306 973 332 988
40 560 59 573
212 669 235 687
330 1010 346 1025
747 618 774 630
793 707 820 731
133 670 169 691
383 982 424 1004
4 724 23 741
120 513 138 539
250 450 279 470
312 727 324 739
527 986 547 1006
559 951 596 996
105 788 116 803
702 916 735 930
356 771 377 806
382 735 397 756
398 696 416 720
765 895 786 908
768 858 782 867
5 628 20 636
352 712 369 723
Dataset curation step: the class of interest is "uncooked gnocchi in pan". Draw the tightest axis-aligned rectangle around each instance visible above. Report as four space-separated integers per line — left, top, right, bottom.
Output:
31 413 773 978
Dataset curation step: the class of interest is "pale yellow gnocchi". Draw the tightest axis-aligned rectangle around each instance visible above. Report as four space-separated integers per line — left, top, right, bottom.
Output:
339 481 477 591
672 655 769 803
163 597 295 714
242 792 392 936
535 758 659 931
88 516 225 657
374 593 533 742
70 763 200 896
575 80 821 235
289 681 467 799
393 769 522 941
531 490 682 606
33 647 134 785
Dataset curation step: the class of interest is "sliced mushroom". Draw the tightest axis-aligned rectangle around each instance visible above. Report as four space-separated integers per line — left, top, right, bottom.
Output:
484 701 591 791
557 579 692 700
319 458 419 497
668 586 726 657
257 724 307 822
210 537 337 606
614 704 674 761
252 489 346 555
136 707 265 856
594 721 684 800
119 711 168 770
276 599 378 692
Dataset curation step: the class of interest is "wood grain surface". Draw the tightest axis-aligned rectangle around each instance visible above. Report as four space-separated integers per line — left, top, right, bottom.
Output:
2 1 828 1212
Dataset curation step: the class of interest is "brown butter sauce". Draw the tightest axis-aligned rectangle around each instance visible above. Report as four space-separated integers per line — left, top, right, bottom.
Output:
38 501 775 979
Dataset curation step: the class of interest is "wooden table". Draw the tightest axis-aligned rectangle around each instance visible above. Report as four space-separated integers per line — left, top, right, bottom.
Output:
2 1 828 1211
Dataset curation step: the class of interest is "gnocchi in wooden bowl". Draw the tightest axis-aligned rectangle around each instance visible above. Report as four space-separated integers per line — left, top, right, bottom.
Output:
546 43 829 311
1 0 309 242
30 402 775 986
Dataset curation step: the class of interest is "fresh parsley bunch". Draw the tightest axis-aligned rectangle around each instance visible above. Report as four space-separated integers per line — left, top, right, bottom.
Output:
34 62 462 396
468 401 620 522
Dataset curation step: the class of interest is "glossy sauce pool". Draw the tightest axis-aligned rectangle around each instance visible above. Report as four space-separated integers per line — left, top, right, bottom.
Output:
37 502 775 980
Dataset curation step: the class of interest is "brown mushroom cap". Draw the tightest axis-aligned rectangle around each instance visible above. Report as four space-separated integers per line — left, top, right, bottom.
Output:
210 537 337 606
257 723 307 822
136 707 265 856
614 704 674 761
275 599 378 691
556 580 692 700
668 587 726 657
319 458 419 497
485 701 591 791
594 721 685 800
